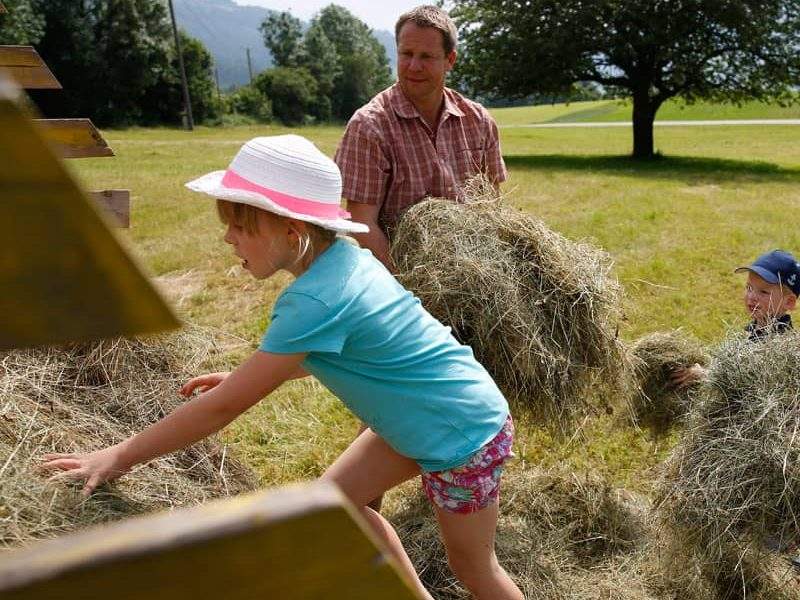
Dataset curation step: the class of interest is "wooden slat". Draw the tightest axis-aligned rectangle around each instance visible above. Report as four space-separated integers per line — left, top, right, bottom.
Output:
0 72 178 349
35 118 114 158
0 46 61 89
89 190 130 228
0 482 421 600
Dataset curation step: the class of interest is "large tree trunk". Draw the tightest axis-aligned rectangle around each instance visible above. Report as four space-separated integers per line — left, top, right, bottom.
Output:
631 90 659 159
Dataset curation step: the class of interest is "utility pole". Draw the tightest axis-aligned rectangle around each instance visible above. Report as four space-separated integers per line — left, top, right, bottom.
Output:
246 47 254 85
167 0 194 130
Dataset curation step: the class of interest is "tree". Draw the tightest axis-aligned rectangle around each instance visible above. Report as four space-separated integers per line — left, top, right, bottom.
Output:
254 66 318 125
141 32 221 124
259 5 392 122
26 0 218 126
449 0 800 158
0 0 45 44
302 22 340 99
308 5 392 119
259 11 303 67
226 85 272 122
28 0 170 124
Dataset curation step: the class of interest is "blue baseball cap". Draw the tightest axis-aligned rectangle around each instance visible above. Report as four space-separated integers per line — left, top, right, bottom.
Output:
735 250 800 296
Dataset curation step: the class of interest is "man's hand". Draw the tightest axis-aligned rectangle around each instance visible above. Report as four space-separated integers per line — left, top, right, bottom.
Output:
39 446 130 497
180 372 231 398
670 363 708 389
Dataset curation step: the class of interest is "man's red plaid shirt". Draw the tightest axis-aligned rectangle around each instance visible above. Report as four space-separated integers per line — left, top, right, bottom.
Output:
334 83 507 237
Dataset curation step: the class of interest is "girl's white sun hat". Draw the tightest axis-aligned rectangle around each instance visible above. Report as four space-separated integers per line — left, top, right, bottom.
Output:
185 135 369 234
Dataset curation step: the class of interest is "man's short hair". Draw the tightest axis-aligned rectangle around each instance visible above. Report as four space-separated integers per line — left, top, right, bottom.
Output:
395 5 458 55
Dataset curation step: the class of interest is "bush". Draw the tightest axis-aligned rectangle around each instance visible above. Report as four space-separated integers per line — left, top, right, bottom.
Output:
254 66 318 126
225 86 273 123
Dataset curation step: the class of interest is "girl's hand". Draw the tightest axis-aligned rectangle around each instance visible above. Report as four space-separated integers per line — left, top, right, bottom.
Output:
179 372 231 398
670 363 708 389
39 446 130 497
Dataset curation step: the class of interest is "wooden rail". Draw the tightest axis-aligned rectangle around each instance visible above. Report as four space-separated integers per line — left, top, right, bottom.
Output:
0 46 61 89
35 118 115 158
0 482 421 600
0 73 178 349
89 190 130 228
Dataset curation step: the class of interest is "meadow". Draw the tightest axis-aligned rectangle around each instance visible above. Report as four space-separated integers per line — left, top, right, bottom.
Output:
492 97 800 125
67 101 800 493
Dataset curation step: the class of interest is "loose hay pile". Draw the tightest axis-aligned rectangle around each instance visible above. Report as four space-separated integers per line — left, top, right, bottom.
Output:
388 467 655 600
657 332 800 598
629 330 709 431
391 182 628 427
0 329 257 549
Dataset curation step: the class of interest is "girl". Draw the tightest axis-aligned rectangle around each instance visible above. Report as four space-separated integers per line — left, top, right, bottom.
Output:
41 135 523 600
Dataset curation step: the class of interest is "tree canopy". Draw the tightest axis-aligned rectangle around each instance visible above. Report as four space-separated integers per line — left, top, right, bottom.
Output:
259 4 392 122
0 0 44 44
2 0 219 126
450 0 800 157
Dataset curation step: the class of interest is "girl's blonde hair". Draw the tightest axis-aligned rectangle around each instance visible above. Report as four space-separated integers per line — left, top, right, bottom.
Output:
216 199 337 264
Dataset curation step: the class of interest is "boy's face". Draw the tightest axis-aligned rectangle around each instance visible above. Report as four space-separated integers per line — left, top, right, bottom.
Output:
743 271 797 325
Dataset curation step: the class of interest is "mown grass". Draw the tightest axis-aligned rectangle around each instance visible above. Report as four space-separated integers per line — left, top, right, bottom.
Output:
69 114 800 493
492 97 800 126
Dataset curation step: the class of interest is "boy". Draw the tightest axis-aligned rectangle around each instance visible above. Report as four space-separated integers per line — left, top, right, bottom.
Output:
671 249 799 389
671 249 800 567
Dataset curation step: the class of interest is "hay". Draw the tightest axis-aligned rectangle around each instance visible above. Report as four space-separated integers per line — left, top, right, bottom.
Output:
0 329 257 549
629 330 709 431
656 332 800 598
391 179 628 428
388 467 652 599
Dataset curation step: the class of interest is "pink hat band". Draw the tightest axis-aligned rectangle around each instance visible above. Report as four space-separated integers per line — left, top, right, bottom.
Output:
221 169 351 220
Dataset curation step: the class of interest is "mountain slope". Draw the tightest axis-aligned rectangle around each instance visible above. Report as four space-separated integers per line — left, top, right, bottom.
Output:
173 0 273 89
174 0 396 89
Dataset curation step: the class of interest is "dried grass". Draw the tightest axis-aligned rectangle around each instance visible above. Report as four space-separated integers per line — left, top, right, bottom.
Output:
656 332 800 598
0 328 257 549
629 330 709 431
390 178 628 429
388 467 653 599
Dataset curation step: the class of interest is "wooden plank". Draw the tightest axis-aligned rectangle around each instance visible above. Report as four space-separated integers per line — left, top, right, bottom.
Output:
0 47 61 89
0 72 178 349
89 190 130 228
35 118 114 158
0 482 422 600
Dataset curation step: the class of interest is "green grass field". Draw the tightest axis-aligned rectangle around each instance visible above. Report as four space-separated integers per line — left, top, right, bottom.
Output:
492 98 800 126
69 112 800 493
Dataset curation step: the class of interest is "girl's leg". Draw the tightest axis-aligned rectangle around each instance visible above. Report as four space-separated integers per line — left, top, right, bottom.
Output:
320 427 432 600
434 501 523 600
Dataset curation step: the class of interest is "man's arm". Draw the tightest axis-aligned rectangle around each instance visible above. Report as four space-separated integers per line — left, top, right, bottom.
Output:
482 111 507 189
347 201 394 271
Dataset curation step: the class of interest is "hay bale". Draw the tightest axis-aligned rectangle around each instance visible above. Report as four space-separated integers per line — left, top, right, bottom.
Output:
656 332 800 598
0 329 257 549
388 467 649 599
629 330 709 431
391 181 627 428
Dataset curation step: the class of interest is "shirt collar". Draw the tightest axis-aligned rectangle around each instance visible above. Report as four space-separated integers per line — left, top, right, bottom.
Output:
390 83 465 121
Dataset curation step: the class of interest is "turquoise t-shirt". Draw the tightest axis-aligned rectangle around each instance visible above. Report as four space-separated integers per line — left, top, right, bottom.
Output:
259 239 509 472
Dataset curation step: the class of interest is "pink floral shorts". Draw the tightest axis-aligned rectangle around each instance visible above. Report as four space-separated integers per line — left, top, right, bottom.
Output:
421 415 514 514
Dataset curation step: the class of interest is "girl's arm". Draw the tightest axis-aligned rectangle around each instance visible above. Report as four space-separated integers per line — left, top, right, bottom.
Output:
40 351 306 495
180 363 309 398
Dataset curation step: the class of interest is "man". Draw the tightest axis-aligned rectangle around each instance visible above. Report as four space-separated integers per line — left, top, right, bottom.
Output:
334 4 507 269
